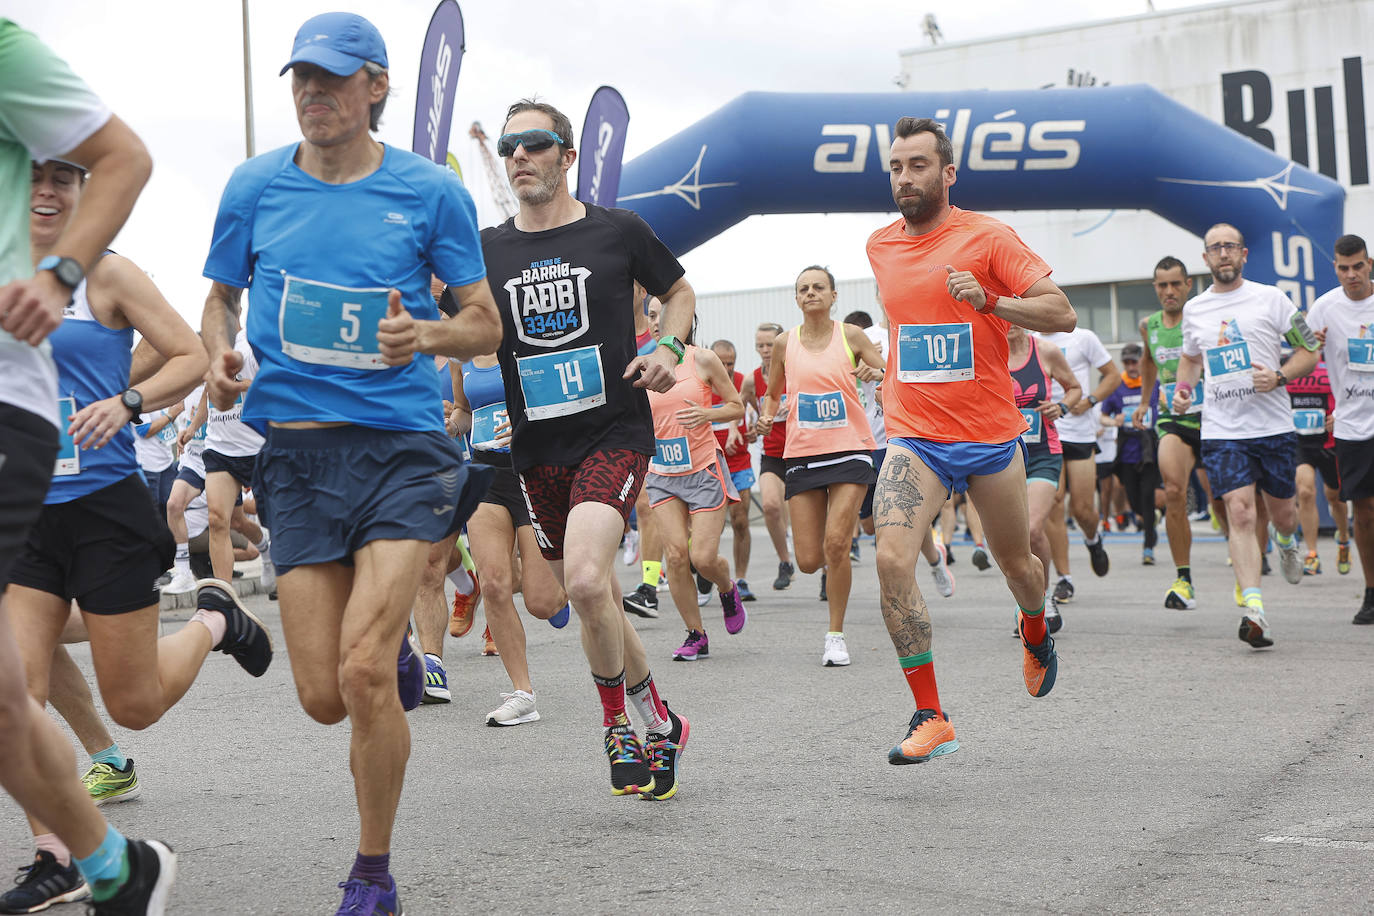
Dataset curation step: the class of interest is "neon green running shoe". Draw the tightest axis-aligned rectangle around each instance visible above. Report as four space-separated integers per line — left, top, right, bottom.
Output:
82 758 140 806
1164 577 1197 610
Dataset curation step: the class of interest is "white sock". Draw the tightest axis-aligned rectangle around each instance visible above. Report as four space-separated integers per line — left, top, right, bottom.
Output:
174 545 190 573
255 536 271 559
447 567 474 595
1083 534 1099 547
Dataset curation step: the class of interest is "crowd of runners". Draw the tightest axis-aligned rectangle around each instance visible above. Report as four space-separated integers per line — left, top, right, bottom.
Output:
2 12 1372 915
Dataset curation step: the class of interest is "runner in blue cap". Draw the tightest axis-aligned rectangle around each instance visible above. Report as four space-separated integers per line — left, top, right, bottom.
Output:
200 13 502 915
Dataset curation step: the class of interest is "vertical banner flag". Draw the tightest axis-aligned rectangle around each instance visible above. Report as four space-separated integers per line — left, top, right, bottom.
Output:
412 0 465 166
577 85 630 206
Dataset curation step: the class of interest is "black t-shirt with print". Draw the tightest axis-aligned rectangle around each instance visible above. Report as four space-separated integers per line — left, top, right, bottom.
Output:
481 204 685 471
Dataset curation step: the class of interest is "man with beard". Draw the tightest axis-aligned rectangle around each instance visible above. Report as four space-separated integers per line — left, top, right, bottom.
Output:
482 99 694 799
1133 256 1213 610
1306 234 1374 624
1172 223 1318 649
866 117 1077 765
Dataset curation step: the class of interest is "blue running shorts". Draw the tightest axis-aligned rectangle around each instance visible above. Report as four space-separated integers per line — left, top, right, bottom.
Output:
1201 432 1297 499
253 425 493 575
887 437 1025 496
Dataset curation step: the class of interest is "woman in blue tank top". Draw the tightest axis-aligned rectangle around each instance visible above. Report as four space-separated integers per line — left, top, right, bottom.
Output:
451 350 570 726
3 162 269 887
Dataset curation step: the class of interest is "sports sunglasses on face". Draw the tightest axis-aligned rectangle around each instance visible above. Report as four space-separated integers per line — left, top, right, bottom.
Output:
496 129 564 157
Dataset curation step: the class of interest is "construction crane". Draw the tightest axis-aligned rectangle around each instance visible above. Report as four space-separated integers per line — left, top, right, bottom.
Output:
469 121 519 221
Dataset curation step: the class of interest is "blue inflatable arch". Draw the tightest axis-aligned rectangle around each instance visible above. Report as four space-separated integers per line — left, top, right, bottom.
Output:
616 88 1344 299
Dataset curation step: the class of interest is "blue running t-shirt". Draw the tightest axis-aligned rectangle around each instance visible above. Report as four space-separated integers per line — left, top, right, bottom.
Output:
203 144 487 431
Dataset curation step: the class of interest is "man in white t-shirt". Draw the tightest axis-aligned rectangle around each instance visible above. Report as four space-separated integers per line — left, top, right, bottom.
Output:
1173 223 1319 648
1306 233 1374 625
1036 326 1121 606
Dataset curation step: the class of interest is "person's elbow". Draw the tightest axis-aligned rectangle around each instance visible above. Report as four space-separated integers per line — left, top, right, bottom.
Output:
474 305 503 353
1051 294 1077 332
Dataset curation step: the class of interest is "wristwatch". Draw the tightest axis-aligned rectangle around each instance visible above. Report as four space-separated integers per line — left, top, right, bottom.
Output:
120 388 144 422
1086 394 1098 406
657 335 685 364
35 255 84 290
1274 370 1288 387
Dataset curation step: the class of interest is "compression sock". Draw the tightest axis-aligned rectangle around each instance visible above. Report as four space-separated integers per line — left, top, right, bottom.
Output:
1177 566 1191 584
90 743 128 769
626 673 670 735
350 851 390 885
34 834 69 867
1019 599 1049 644
898 651 943 716
642 560 662 588
592 670 629 727
73 825 130 902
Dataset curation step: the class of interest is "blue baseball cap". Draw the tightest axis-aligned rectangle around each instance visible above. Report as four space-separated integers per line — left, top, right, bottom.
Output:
279 12 388 77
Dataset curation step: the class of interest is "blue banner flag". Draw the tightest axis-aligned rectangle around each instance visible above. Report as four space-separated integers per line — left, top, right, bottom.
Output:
412 0 465 165
577 85 630 207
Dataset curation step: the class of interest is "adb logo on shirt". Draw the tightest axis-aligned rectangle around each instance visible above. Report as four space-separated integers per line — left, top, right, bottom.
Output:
504 258 592 348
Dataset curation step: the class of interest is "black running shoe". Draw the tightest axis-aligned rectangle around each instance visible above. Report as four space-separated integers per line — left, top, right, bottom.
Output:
88 838 176 916
0 850 88 913
194 578 273 677
1087 539 1110 577
849 538 860 562
1261 554 1272 576
773 561 794 590
694 568 711 597
604 723 654 796
641 702 691 801
622 583 659 618
945 544 956 566
1046 594 1063 634
1354 600 1374 625
736 580 756 602
1053 577 1075 603
818 571 827 602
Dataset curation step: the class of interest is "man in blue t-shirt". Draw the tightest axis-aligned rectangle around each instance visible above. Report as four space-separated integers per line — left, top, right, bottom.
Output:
198 13 500 913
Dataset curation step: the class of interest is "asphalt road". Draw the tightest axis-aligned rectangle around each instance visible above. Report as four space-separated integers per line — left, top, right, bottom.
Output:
3 521 1372 914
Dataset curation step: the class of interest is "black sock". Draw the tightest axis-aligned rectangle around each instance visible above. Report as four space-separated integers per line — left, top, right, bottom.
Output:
1178 566 1191 584
1364 587 1374 606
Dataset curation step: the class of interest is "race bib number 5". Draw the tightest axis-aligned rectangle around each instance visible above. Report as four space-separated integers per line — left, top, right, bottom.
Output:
470 402 510 451
896 323 974 383
279 274 391 371
517 345 606 420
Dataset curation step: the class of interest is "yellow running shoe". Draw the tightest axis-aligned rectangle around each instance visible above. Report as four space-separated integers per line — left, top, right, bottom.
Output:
1164 578 1197 610
82 759 140 805
1338 540 1352 575
1234 582 1244 607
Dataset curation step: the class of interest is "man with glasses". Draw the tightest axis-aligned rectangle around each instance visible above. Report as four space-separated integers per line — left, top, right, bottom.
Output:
482 99 695 799
1133 256 1212 610
199 14 501 912
1307 234 1374 624
1172 223 1318 648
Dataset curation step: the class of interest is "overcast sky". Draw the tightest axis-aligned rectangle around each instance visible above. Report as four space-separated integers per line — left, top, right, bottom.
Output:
13 0 1196 323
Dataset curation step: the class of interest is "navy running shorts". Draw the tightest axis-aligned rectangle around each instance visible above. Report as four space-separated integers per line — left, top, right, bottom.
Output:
253 425 493 575
1201 432 1297 500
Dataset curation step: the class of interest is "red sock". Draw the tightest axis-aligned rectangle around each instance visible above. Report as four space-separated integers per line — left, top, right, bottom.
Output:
898 652 942 715
1020 600 1048 643
592 670 627 727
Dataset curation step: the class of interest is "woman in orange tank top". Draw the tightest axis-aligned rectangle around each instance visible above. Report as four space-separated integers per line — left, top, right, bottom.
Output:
757 266 884 667
646 338 749 661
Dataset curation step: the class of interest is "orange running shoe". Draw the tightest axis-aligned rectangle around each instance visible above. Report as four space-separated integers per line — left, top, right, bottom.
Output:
1018 612 1058 698
888 709 958 764
448 572 481 638
481 624 499 657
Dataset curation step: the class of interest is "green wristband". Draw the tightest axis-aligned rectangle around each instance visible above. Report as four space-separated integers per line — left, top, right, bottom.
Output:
657 335 685 364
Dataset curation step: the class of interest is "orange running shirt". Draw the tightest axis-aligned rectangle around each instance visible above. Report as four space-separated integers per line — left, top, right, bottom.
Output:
648 346 718 475
866 207 1051 444
782 321 877 459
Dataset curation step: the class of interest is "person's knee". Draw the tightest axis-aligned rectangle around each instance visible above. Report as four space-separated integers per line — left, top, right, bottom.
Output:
822 531 849 565
875 536 917 582
297 682 347 725
103 691 163 732
794 548 824 574
663 538 690 569
337 650 395 714
998 548 1039 585
480 563 515 606
564 564 610 610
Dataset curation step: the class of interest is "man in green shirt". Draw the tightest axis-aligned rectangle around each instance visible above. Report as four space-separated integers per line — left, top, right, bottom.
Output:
0 18 173 916
1133 256 1208 610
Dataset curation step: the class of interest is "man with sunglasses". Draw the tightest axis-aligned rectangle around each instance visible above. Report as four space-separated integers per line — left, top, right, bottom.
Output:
199 13 501 914
482 99 696 799
1171 223 1318 649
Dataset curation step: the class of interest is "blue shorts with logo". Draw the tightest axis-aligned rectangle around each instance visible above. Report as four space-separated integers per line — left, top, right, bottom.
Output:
1201 432 1297 500
253 425 493 575
888 437 1025 496
730 467 756 493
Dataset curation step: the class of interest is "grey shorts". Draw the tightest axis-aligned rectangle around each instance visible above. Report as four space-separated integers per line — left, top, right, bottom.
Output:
646 451 739 513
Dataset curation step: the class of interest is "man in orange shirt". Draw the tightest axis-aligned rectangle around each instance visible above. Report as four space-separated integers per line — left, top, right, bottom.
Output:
866 117 1077 765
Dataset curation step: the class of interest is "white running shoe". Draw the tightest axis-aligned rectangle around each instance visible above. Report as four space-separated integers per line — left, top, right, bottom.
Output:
258 554 276 595
822 632 850 667
486 690 541 726
696 586 712 607
621 530 640 567
1271 523 1302 585
929 544 955 598
163 569 197 595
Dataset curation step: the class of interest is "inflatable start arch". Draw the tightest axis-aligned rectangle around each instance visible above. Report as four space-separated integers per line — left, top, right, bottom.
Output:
616 88 1344 306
